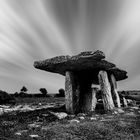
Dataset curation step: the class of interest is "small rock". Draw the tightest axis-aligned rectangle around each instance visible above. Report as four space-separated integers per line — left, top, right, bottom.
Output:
42 114 49 117
70 119 80 124
21 130 28 133
117 108 124 113
41 126 48 131
131 106 139 110
100 119 106 122
68 114 75 118
77 113 86 116
28 123 41 129
90 117 97 120
15 132 22 136
79 116 85 120
106 115 114 118
15 130 28 136
36 116 44 122
29 134 39 138
50 112 68 119
113 111 118 114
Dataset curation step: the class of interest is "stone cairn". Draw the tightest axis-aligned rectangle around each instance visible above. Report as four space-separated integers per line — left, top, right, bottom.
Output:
34 50 128 114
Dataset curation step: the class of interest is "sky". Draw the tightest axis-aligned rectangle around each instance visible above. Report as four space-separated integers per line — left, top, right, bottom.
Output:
0 0 140 93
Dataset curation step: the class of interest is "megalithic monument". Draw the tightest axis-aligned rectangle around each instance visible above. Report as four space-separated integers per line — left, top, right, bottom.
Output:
34 50 128 114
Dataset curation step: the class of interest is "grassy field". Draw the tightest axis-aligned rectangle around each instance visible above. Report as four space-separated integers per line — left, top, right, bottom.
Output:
15 97 65 105
0 97 140 140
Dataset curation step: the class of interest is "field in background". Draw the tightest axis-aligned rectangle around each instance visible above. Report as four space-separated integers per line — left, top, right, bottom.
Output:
119 90 140 95
128 90 140 95
15 97 65 105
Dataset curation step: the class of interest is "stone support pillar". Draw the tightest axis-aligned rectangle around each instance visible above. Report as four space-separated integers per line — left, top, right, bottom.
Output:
81 87 97 112
98 70 115 111
109 74 121 107
65 71 80 114
91 87 97 111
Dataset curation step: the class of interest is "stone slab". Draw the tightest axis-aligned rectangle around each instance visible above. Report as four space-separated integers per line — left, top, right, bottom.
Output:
34 50 127 81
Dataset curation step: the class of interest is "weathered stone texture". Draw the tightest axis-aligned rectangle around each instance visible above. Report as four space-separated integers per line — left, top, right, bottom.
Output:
34 50 127 81
98 71 115 111
109 74 121 107
91 88 98 111
65 71 80 114
122 97 128 107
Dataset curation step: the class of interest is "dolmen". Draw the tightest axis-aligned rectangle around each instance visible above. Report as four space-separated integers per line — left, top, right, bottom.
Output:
34 50 128 114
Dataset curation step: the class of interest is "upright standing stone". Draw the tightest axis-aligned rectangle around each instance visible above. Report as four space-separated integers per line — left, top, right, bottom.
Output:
80 87 97 112
65 71 80 114
81 89 92 112
98 71 115 111
109 74 121 107
91 87 97 111
122 97 128 107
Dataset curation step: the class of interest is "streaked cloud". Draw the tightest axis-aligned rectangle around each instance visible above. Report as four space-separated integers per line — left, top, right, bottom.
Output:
0 0 140 93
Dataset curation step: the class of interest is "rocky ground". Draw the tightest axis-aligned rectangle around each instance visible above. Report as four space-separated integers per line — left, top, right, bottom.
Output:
0 98 140 140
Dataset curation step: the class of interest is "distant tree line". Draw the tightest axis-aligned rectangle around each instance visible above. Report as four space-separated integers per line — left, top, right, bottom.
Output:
12 86 65 98
0 86 66 105
0 86 65 105
0 90 15 105
55 88 65 97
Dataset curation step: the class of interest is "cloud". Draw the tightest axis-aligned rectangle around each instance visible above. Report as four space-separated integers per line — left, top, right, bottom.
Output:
0 0 140 92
